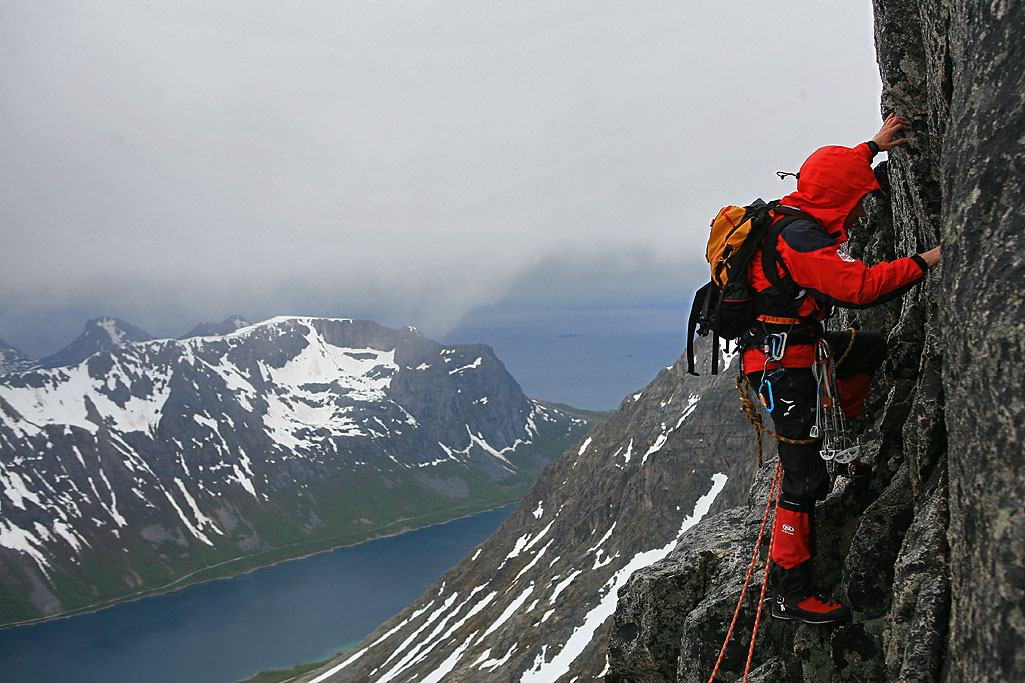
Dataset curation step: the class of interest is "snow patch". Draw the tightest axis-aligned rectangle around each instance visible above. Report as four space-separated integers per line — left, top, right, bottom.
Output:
519 473 728 682
480 583 535 640
674 394 702 429
641 434 668 466
449 357 483 375
578 437 592 456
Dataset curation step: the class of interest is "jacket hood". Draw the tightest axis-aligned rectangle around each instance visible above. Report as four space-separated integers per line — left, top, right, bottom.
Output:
780 144 880 243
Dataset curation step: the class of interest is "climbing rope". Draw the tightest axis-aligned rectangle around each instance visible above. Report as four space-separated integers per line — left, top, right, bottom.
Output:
834 326 856 368
706 458 783 683
743 484 783 678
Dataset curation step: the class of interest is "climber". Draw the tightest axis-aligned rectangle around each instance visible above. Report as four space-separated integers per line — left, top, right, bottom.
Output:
743 114 941 625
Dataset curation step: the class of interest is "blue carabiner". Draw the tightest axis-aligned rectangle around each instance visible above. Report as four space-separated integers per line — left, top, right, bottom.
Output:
759 379 775 412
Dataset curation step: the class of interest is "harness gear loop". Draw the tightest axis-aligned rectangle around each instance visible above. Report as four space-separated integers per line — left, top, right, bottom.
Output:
811 330 860 462
706 458 784 683
755 314 802 326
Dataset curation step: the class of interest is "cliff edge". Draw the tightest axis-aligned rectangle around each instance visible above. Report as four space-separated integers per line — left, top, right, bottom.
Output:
608 1 1025 681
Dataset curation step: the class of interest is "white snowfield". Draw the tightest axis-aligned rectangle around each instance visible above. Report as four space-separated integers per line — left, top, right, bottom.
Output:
0 317 553 571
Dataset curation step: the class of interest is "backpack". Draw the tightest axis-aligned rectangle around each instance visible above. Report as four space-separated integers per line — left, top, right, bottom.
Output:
686 199 810 375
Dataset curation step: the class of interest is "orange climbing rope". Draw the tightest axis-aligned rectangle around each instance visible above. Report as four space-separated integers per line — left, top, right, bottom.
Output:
743 489 782 678
706 458 783 683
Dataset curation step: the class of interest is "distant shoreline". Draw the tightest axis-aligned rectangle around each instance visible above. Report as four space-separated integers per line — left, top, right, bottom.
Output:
0 502 519 633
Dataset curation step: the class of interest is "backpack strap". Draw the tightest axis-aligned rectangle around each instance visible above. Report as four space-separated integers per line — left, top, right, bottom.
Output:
686 282 713 376
761 207 814 302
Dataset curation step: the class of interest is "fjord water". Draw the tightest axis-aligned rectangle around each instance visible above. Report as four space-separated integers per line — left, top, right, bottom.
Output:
0 505 515 683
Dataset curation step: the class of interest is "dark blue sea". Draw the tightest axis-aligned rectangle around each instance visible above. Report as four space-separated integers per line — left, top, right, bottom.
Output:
445 303 687 411
0 506 515 683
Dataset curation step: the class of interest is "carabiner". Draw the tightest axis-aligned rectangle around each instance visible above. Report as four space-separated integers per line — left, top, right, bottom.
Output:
762 332 788 363
758 379 775 412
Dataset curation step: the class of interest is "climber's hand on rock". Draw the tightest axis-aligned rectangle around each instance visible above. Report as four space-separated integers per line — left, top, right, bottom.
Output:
919 246 941 268
873 114 909 151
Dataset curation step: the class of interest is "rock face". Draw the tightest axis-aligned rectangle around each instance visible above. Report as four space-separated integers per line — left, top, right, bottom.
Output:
296 340 767 683
607 2 1025 681
0 317 585 626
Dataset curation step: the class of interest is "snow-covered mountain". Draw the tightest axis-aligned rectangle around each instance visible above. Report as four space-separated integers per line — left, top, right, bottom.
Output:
296 340 762 683
0 339 36 374
37 317 154 369
0 316 586 626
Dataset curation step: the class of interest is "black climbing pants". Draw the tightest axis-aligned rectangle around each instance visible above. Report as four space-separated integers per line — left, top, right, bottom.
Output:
746 329 886 597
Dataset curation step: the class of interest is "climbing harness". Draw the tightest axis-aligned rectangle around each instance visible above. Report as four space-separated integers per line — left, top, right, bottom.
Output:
810 332 860 464
706 459 784 683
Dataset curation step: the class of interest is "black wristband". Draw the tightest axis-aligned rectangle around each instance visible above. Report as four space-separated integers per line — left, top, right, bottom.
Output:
865 140 880 156
911 253 928 271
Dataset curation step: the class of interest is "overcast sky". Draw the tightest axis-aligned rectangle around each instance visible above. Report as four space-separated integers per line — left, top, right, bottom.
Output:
1 1 883 356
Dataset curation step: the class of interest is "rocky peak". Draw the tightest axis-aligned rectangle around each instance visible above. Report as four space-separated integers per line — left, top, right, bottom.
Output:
38 316 154 369
0 338 37 374
179 314 251 339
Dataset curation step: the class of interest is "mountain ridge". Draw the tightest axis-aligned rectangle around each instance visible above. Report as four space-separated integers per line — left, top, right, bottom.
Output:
0 316 589 626
0 339 36 375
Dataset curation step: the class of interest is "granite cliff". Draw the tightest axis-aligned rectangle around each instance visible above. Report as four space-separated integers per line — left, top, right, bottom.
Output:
608 1 1024 681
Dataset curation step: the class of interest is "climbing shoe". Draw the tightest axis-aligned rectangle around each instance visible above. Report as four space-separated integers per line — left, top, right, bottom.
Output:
770 594 851 625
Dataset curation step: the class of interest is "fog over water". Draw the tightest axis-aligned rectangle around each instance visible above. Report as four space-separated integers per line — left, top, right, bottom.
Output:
2 2 884 361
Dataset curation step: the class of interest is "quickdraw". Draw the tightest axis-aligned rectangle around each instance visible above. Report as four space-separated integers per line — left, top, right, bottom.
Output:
810 335 860 464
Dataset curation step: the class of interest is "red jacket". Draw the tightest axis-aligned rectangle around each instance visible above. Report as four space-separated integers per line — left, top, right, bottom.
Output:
743 143 926 370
